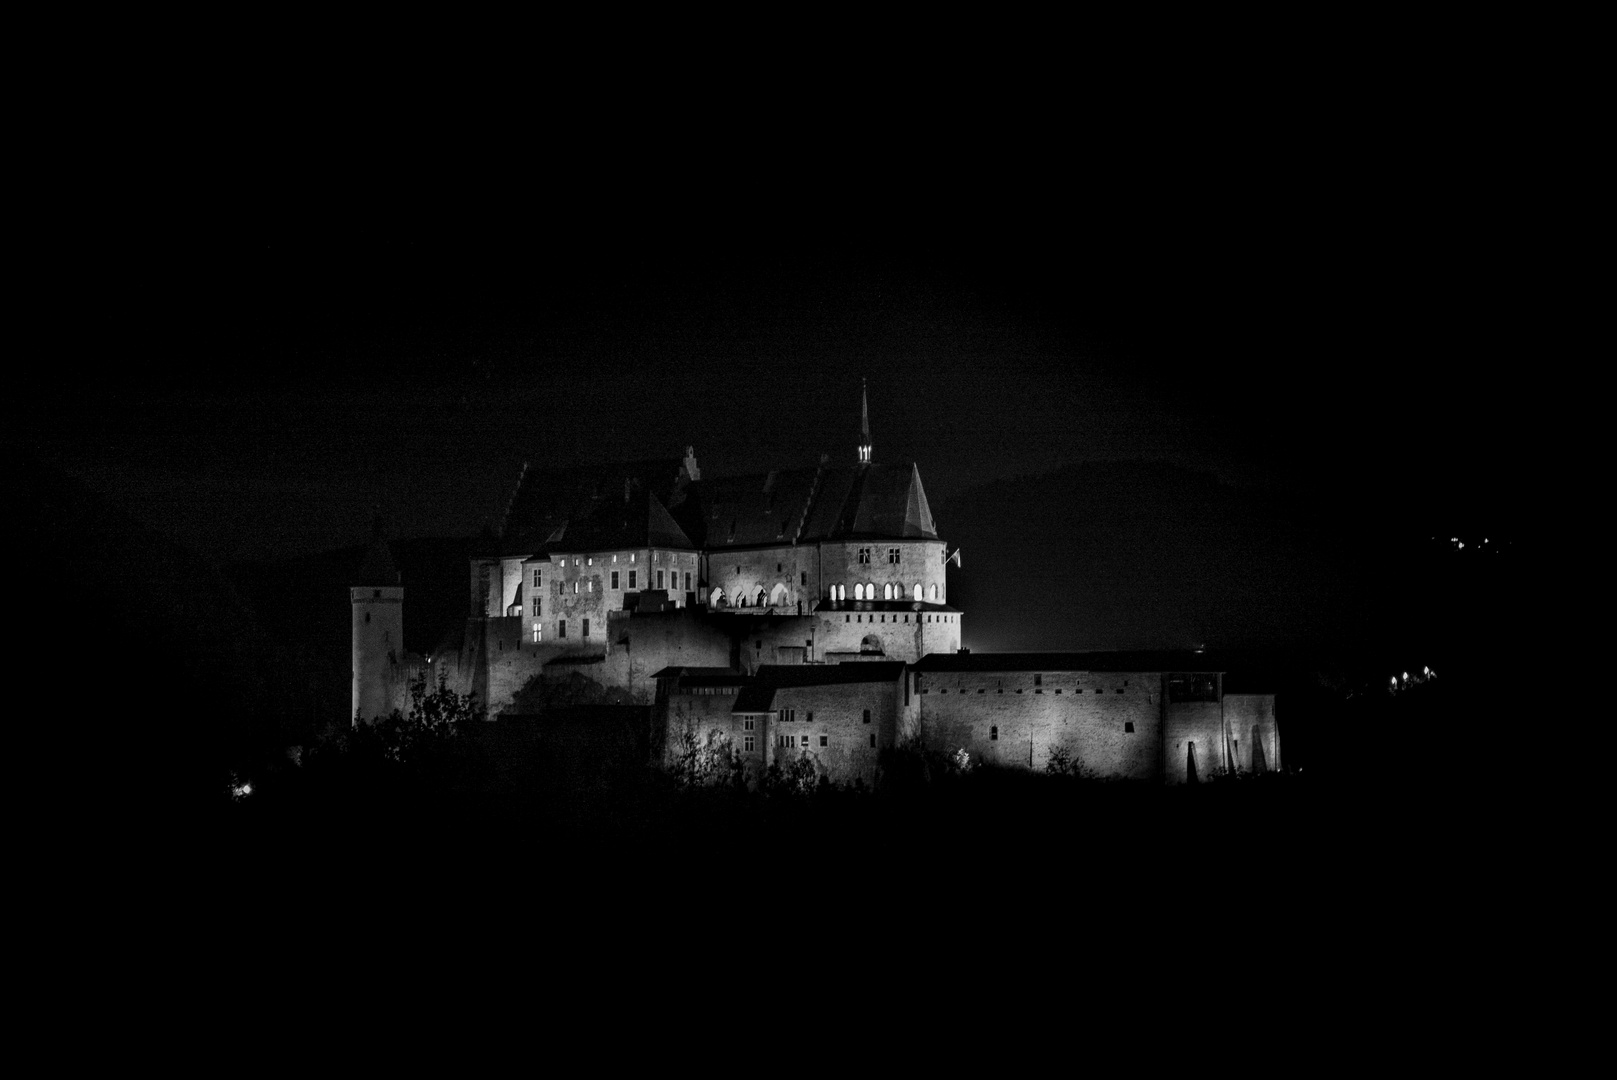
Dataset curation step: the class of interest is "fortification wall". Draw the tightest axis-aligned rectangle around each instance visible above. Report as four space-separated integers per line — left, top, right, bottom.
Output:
813 607 960 663
1223 693 1281 772
767 680 900 784
916 669 1162 778
1164 700 1224 784
664 675 906 786
597 609 733 700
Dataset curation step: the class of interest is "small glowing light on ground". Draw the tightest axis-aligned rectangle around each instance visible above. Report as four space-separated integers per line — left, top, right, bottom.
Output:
229 772 253 800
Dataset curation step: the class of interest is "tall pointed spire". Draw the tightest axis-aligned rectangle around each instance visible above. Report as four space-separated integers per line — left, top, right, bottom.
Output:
858 378 872 464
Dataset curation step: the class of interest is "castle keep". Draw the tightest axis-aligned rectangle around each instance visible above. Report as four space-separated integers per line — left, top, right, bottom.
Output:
353 385 1277 783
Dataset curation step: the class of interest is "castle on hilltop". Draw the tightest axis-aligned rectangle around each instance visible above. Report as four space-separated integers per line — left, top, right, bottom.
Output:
352 383 1279 784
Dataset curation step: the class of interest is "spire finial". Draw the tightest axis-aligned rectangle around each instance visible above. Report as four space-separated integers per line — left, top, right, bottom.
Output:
859 378 872 464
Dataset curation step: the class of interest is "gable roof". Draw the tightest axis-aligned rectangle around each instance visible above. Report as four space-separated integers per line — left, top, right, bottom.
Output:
497 457 692 555
686 462 938 550
548 489 695 554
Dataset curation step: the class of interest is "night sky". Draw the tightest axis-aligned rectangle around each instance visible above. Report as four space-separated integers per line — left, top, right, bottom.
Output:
16 84 1542 661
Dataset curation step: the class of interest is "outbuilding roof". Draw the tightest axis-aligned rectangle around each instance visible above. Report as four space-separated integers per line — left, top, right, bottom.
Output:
731 661 909 712
909 651 1227 674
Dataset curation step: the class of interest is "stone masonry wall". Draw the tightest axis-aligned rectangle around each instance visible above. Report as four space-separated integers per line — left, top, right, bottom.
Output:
916 669 1163 778
1222 693 1281 773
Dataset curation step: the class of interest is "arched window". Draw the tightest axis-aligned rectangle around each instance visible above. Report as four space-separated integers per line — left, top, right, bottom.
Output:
913 583 923 602
756 589 767 607
882 583 891 600
710 587 727 609
865 583 875 601
854 583 864 601
928 584 938 601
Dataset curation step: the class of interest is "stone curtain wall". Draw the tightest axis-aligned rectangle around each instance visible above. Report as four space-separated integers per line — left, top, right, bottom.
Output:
1222 694 1280 773
815 608 960 663
917 670 1163 778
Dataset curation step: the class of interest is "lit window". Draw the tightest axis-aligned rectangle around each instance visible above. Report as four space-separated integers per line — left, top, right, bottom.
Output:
573 582 578 594
630 553 636 562
587 557 593 566
929 584 938 601
532 623 541 643
854 583 864 601
587 580 593 591
913 583 922 602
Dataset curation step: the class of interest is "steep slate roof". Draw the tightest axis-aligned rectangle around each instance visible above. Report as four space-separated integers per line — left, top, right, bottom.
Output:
497 457 690 555
732 660 909 712
548 490 695 554
354 536 401 586
686 462 938 550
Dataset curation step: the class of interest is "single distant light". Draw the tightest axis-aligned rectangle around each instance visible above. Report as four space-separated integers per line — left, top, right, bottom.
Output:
1424 666 1431 676
1458 542 1465 549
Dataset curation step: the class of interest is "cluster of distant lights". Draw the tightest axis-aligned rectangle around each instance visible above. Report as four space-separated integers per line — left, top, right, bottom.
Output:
1390 666 1436 695
1434 536 1507 553
229 772 252 800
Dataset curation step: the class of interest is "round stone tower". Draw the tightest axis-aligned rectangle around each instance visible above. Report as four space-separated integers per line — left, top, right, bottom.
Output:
351 520 403 725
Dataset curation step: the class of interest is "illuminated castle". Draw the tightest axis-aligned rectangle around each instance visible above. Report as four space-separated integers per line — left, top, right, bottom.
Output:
352 383 1278 784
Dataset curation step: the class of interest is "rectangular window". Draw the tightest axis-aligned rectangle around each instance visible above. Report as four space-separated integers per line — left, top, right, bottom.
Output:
1124 722 1135 733
559 620 566 638
869 733 876 748
685 572 692 591
990 726 998 740
629 570 637 589
658 570 665 589
582 618 590 638
630 552 636 562
532 570 542 587
743 718 755 731
801 571 808 586
535 599 542 616
863 710 871 725
819 735 828 747
532 623 541 643
611 571 619 589
889 548 900 563
744 735 755 752
1035 674 1042 686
